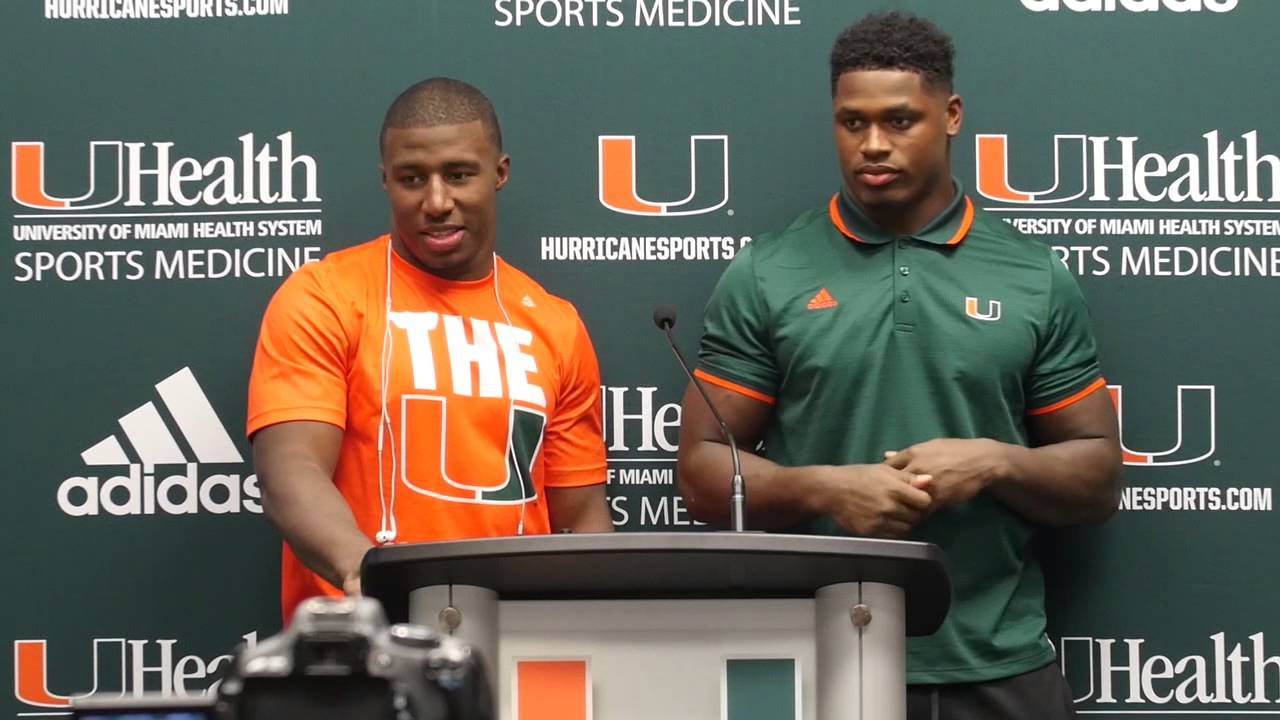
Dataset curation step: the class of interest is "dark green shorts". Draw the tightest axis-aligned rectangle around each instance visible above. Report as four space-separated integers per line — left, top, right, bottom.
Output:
907 662 1075 720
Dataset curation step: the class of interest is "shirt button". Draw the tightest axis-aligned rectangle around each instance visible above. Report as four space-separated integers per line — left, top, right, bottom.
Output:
899 265 910 276
900 291 910 303
897 238 909 249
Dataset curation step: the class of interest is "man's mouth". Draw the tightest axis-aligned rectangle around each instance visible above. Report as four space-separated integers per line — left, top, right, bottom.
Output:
418 226 466 253
855 166 901 188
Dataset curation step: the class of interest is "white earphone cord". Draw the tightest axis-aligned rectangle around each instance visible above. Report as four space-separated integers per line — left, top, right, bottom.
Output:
376 239 397 545
376 248 530 544
491 253 530 537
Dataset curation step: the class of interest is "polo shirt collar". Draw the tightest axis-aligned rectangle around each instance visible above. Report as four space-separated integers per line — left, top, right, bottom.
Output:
828 178 975 246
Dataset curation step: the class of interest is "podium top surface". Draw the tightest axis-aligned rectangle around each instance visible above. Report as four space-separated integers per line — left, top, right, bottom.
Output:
363 532 950 636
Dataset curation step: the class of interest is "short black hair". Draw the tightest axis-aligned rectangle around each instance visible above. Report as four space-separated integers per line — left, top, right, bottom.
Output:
829 11 955 95
379 77 503 155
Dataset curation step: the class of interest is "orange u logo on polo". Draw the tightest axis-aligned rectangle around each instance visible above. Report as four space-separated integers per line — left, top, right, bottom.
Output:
974 134 1088 205
1107 384 1216 467
965 296 1002 321
11 141 124 210
598 135 728 216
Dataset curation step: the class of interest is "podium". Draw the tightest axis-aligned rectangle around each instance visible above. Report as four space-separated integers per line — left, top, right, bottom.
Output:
363 532 949 720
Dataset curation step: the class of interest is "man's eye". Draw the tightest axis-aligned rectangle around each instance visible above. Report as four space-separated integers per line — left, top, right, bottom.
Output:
890 117 914 129
843 118 864 131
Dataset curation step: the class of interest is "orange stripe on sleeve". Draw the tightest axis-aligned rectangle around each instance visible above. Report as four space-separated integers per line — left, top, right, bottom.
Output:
693 369 776 405
1027 377 1107 417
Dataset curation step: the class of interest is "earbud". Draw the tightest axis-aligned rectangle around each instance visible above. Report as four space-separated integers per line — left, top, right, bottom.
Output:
375 529 397 545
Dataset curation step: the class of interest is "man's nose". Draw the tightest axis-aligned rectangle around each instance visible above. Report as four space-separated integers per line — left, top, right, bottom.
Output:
861 124 891 159
421 177 454 217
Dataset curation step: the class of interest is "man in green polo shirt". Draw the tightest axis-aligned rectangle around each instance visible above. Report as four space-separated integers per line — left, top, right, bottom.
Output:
676 11 1122 719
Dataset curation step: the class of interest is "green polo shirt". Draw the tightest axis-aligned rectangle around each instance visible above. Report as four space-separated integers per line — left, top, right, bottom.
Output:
694 181 1105 685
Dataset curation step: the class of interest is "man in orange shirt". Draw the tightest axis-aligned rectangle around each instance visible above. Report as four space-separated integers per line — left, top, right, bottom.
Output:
247 77 613 621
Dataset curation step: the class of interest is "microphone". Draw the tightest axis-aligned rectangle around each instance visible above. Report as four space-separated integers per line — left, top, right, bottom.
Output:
653 305 747 532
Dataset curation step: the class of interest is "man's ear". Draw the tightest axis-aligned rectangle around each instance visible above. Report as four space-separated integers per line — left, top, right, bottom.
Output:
946 94 964 138
495 154 511 192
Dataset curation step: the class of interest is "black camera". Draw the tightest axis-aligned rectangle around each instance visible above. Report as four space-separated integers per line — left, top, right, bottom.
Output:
73 597 492 720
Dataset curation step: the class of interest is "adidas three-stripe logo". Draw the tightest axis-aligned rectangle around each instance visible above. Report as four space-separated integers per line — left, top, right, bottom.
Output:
806 288 838 310
58 367 259 517
81 367 242 466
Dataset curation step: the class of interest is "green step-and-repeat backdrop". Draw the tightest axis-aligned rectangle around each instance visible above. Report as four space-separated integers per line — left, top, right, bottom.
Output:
4 0 1276 716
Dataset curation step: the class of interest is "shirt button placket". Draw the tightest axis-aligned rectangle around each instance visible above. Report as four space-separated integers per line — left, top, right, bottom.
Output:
892 238 917 331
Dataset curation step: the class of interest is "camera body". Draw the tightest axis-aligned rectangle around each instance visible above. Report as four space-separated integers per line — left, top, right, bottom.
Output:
74 597 492 720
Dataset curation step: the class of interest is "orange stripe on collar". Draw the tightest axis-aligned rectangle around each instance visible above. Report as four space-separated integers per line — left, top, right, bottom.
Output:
945 197 976 246
828 193 866 244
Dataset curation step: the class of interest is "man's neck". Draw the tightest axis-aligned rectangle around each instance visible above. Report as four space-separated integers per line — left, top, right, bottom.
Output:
863 177 957 237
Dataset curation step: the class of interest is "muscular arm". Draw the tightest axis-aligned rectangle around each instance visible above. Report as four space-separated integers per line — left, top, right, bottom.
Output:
546 483 615 533
252 421 371 594
676 382 932 536
675 382 810 528
886 388 1122 527
992 388 1122 526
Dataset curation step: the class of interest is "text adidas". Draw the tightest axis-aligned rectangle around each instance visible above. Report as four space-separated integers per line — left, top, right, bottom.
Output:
58 463 261 516
1022 0 1238 11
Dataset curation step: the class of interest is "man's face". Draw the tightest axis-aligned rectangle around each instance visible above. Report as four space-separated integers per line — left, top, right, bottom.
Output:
832 69 961 215
381 121 510 281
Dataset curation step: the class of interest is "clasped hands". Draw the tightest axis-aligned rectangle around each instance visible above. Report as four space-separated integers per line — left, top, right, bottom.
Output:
820 438 1008 538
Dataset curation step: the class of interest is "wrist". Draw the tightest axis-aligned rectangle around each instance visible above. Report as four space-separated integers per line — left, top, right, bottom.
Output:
791 464 844 517
333 541 372 588
987 440 1020 489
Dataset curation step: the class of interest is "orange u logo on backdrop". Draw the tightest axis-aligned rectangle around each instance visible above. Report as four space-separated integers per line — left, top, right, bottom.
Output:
10 141 124 210
1107 384 1216 467
598 135 729 216
974 134 1088 204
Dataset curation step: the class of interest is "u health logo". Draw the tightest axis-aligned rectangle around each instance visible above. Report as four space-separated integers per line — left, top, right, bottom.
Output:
10 133 319 211
974 131 1278 205
14 633 257 711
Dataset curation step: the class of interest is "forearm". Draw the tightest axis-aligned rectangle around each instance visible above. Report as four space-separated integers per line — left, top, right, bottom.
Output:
989 438 1122 527
561 503 615 533
677 438 828 529
547 481 616 533
261 471 372 590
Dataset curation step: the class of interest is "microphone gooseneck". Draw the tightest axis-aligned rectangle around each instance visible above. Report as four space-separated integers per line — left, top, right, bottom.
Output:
653 306 746 532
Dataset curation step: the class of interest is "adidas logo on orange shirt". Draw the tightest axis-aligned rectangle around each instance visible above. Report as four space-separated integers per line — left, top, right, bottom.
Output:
806 288 839 310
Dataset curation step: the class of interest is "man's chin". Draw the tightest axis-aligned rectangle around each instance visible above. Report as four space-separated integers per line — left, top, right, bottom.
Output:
414 249 489 281
849 186 911 210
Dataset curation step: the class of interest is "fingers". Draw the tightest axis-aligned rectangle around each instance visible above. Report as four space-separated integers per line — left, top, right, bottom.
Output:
342 572 363 596
883 449 910 469
893 480 934 511
883 502 927 528
877 520 913 539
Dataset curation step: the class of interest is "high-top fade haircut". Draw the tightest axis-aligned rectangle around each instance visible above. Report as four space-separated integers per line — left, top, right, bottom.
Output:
379 77 503 156
829 11 955 95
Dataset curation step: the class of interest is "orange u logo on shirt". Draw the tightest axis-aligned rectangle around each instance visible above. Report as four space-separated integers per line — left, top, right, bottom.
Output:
399 396 544 504
965 296 1002 321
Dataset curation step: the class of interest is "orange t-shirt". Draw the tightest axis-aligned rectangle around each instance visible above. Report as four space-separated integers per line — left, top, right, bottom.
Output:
247 236 606 620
